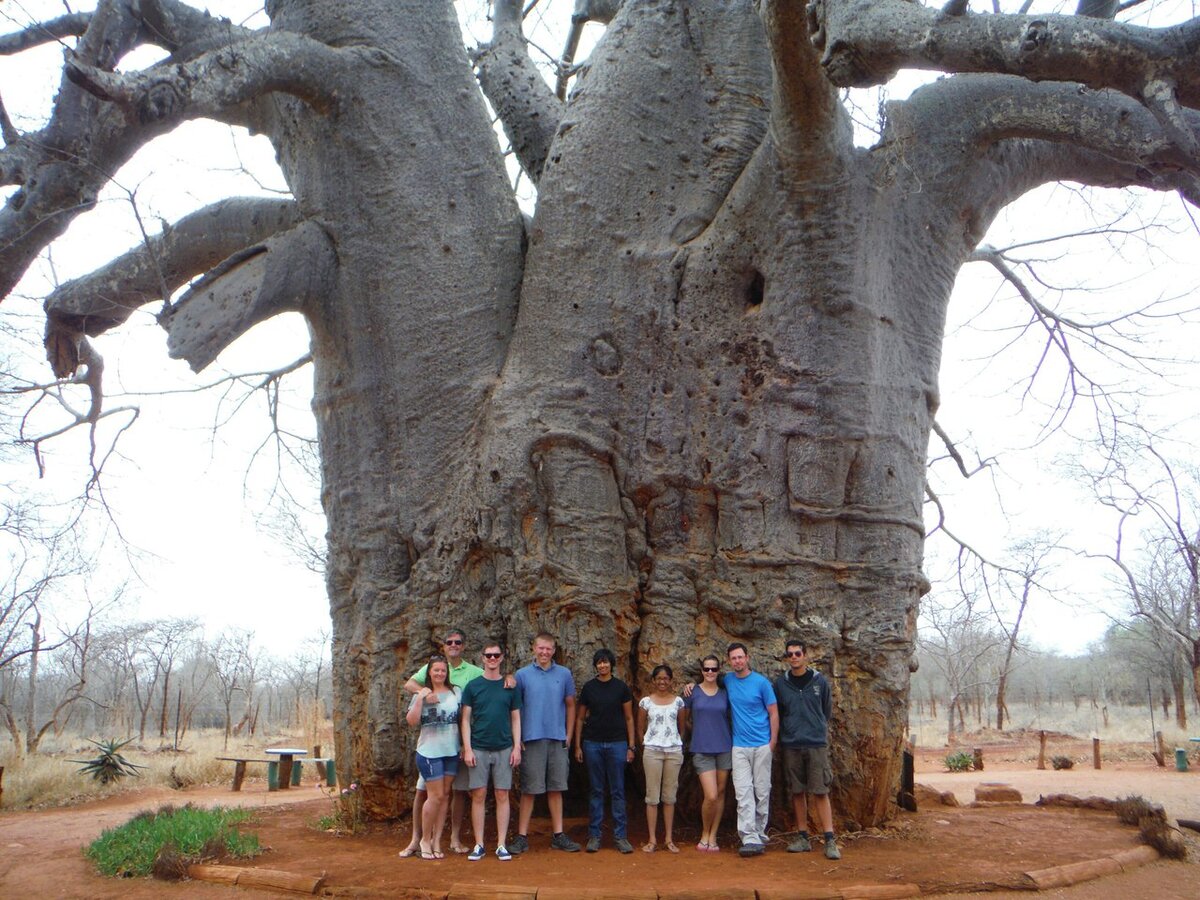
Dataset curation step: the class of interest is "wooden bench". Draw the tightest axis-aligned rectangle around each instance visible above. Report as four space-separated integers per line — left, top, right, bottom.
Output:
216 757 277 792
216 756 338 791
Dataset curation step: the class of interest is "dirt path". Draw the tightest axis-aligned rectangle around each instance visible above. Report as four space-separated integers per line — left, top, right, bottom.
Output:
1 758 1197 898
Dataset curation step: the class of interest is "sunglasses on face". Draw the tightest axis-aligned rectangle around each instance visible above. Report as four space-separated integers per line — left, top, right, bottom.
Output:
444 639 464 646
483 652 503 659
701 666 719 672
786 650 805 657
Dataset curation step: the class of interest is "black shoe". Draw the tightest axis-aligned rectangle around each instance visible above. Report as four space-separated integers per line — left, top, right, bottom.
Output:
738 842 765 857
508 834 529 855
550 832 581 852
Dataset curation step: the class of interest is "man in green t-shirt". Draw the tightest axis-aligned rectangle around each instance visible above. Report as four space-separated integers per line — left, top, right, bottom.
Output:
398 628 483 857
461 640 523 860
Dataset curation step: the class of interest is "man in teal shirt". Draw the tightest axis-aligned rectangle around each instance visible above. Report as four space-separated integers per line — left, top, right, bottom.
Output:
461 640 523 860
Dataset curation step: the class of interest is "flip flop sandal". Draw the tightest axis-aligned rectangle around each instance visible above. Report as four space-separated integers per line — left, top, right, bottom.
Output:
642 842 656 853
398 847 419 858
666 842 680 853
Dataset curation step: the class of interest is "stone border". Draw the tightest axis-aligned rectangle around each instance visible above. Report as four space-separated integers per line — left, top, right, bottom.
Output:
186 844 1162 898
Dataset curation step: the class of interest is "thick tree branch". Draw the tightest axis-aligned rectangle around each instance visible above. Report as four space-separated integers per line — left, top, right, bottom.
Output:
44 197 300 376
809 2 1200 111
64 29 364 125
160 219 336 371
761 0 849 168
471 0 563 183
557 1 623 99
885 75 1200 235
0 13 92 56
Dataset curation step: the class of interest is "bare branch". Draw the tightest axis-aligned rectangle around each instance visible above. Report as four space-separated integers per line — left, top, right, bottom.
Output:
0 91 18 146
471 0 563 183
761 0 849 169
931 420 993 479
0 12 91 56
43 197 300 375
809 2 1200 110
556 1 623 99
161 219 337 372
64 30 366 126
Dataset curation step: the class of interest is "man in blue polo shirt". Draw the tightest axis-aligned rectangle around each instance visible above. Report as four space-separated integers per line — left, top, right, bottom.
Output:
725 641 778 857
510 632 580 853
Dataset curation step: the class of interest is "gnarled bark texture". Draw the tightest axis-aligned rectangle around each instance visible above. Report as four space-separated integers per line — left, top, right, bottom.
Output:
7 0 1199 828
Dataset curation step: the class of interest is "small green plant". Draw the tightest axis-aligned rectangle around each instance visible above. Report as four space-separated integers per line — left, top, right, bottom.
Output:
86 803 259 877
317 780 363 834
1051 755 1075 770
944 751 974 772
71 738 148 784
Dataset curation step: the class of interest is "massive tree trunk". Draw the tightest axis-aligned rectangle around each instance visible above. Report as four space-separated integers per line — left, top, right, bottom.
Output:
10 0 1199 827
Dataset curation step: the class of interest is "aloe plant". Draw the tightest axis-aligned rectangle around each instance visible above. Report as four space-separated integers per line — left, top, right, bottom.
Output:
72 739 148 784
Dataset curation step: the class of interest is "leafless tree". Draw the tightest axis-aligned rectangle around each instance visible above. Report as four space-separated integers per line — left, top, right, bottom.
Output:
918 592 1006 742
208 628 252 750
1089 437 1200 714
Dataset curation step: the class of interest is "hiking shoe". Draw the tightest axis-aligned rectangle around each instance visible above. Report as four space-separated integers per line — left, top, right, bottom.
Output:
550 832 581 852
508 834 529 855
738 842 765 857
824 837 841 860
495 845 512 861
788 834 812 853
467 844 485 861
615 837 634 854
585 836 601 853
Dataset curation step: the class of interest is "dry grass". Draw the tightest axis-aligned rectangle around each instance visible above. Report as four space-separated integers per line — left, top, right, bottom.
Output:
0 724 334 810
909 701 1194 755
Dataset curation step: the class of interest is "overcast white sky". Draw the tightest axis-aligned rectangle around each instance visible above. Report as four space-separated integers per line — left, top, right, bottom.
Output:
3 1 1199 658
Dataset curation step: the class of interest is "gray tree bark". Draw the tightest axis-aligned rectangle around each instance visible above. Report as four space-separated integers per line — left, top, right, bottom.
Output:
5 0 1199 827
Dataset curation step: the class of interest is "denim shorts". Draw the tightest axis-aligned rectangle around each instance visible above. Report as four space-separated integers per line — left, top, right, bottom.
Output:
416 753 460 782
416 765 469 791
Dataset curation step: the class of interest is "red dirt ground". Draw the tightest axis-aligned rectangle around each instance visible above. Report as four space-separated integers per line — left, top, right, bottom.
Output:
2 739 1198 898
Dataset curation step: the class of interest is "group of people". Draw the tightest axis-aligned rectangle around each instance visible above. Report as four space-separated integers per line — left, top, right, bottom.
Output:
399 628 841 862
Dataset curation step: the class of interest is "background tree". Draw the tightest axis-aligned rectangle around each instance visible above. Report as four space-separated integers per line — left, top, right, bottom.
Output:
3 0 1200 826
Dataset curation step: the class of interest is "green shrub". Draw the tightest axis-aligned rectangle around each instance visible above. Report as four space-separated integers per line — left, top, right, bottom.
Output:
1050 755 1075 770
85 803 259 878
944 751 974 772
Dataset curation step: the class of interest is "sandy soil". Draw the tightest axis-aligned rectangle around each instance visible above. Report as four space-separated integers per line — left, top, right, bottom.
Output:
1 740 1197 898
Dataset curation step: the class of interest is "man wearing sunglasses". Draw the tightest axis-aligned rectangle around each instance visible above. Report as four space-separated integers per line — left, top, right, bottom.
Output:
774 639 840 860
461 642 523 861
400 629 484 856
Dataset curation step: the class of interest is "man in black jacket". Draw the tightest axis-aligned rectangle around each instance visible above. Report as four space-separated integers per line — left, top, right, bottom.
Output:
774 638 840 860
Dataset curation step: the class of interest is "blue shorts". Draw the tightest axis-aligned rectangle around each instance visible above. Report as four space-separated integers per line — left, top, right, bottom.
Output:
416 753 459 782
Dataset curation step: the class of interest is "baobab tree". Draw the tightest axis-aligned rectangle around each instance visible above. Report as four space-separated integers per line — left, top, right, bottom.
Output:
3 0 1198 826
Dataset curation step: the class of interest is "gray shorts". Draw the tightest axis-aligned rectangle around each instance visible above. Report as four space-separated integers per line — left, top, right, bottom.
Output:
693 750 733 773
783 745 833 795
468 749 514 791
520 739 569 794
